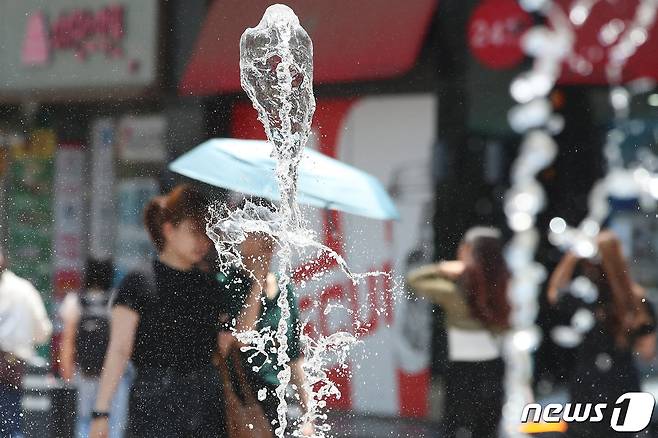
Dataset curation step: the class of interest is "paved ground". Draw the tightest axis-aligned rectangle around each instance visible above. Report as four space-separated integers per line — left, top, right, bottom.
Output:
320 378 658 437
326 412 440 438
20 371 658 437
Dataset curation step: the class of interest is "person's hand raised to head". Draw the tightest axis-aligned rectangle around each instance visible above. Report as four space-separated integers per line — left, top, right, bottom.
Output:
437 260 464 280
241 232 275 278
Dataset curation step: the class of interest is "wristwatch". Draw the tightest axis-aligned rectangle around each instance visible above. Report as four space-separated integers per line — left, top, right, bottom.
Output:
91 410 110 419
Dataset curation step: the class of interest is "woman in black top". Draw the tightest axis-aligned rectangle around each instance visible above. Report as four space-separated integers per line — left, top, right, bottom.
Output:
90 185 227 438
547 230 656 438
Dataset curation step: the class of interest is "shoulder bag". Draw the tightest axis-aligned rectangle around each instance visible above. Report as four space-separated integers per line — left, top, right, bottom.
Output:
213 347 273 438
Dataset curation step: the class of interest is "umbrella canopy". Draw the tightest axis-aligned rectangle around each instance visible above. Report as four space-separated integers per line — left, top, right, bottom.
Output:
168 138 400 220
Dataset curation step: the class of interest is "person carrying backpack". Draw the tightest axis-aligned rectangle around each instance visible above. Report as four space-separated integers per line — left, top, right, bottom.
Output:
60 259 131 438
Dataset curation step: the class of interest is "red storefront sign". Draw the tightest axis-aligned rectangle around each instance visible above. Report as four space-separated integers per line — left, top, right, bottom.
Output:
468 0 533 70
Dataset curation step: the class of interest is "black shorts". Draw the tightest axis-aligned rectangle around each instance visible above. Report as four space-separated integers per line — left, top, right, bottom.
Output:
443 358 505 438
128 366 226 438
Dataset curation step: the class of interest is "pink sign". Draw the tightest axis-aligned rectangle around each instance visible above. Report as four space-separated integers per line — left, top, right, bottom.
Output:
21 4 125 67
22 11 50 66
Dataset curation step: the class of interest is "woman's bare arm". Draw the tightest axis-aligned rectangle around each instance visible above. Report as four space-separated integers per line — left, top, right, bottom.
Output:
236 242 271 333
93 306 138 412
59 293 80 381
406 263 440 288
406 263 459 306
634 333 657 362
290 358 310 413
546 252 580 305
291 358 315 436
236 270 267 333
59 313 79 382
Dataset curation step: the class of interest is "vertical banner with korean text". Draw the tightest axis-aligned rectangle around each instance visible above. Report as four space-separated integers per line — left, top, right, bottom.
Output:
114 115 167 280
89 118 116 260
53 143 85 300
51 143 85 371
114 178 159 279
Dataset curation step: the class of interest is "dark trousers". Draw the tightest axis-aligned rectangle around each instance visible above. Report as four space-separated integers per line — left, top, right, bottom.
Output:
0 384 21 438
443 358 505 438
128 366 226 438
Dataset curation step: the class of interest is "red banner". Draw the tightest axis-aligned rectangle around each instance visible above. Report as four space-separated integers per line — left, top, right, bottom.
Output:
554 0 658 84
468 0 658 84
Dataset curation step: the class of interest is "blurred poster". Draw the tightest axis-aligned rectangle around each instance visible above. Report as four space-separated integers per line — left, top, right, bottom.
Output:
52 143 85 300
114 178 159 279
609 209 658 290
607 119 658 290
117 115 167 163
7 129 55 306
89 119 116 260
231 95 436 417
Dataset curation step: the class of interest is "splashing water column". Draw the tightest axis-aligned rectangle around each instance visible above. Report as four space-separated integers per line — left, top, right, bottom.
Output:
204 4 410 436
240 4 315 230
240 5 315 437
503 2 574 436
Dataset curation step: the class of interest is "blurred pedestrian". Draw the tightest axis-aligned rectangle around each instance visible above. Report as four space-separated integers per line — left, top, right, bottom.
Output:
546 230 656 438
89 184 227 438
0 248 52 437
407 226 510 438
217 198 313 437
60 259 131 438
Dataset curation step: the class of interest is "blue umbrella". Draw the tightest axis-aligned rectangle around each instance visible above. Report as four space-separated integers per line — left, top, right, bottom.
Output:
168 138 400 220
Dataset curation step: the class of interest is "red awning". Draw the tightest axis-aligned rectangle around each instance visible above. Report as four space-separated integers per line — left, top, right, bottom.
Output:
179 0 438 96
554 0 658 85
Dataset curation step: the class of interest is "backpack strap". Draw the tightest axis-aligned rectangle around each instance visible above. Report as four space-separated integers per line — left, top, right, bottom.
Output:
140 262 157 300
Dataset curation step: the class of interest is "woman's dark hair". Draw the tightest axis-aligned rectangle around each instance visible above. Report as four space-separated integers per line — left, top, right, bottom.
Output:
144 184 208 252
84 259 114 290
460 227 511 330
592 230 650 347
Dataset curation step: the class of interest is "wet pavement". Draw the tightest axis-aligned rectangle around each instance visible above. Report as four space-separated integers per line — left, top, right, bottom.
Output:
326 412 440 438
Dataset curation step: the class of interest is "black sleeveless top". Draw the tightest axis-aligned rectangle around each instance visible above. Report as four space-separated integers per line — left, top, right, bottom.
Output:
113 260 225 373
